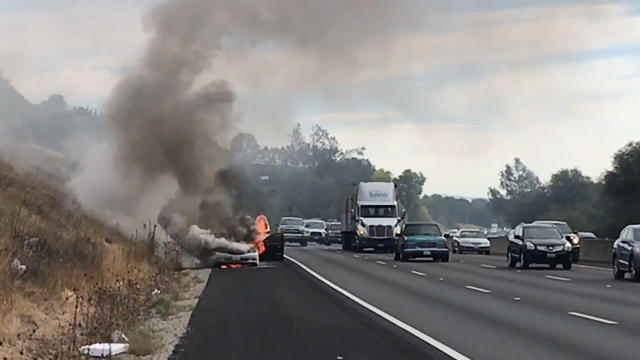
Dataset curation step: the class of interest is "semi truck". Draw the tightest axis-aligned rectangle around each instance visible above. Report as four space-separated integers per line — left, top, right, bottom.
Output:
341 182 405 252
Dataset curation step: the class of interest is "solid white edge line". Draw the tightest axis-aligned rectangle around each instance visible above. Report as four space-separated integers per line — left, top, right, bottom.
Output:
568 312 618 325
465 285 492 294
480 264 497 269
410 270 427 276
545 275 572 282
376 261 387 265
284 255 472 360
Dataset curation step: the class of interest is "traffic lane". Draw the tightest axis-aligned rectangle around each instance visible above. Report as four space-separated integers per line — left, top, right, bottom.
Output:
364 252 640 329
352 250 640 326
288 246 638 360
169 261 438 360
364 250 640 296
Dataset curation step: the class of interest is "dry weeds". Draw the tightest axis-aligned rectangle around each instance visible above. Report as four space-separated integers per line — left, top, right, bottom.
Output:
0 159 176 359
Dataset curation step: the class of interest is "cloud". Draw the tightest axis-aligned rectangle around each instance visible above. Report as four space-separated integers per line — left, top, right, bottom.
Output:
307 111 403 123
0 2 148 104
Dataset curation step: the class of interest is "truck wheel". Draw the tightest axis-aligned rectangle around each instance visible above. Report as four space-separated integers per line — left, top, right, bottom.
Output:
401 252 409 262
341 233 351 251
300 240 308 247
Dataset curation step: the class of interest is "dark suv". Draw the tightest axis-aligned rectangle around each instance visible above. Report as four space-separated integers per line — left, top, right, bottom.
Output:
508 223 573 269
612 224 640 281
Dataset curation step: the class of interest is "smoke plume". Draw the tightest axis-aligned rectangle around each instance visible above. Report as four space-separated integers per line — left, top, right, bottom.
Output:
66 0 431 261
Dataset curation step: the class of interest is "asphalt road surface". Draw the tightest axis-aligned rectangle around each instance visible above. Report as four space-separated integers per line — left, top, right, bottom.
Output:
169 260 443 360
171 243 640 360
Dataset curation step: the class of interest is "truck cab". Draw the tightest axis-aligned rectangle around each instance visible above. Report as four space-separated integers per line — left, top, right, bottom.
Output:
342 182 405 252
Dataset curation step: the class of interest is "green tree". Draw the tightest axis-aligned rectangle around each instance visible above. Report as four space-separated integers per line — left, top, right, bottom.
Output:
488 158 546 226
601 141 640 236
371 168 393 182
394 169 431 221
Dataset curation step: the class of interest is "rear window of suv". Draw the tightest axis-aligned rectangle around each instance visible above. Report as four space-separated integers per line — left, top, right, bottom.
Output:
524 226 561 239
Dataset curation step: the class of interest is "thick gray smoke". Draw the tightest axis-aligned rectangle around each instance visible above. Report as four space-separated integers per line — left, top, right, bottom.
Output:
66 0 431 260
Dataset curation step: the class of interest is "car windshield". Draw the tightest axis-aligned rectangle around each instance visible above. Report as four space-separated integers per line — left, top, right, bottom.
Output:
328 224 341 231
460 231 485 238
404 224 442 236
361 205 397 218
281 218 304 227
524 226 561 239
305 222 325 229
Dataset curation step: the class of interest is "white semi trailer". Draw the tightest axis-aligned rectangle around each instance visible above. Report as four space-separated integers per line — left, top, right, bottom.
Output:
341 182 405 252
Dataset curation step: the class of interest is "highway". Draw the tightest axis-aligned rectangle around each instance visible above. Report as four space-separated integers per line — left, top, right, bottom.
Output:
172 244 640 360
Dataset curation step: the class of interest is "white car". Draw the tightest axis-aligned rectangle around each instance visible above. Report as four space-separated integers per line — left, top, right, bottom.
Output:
209 249 260 267
452 229 491 255
303 219 328 243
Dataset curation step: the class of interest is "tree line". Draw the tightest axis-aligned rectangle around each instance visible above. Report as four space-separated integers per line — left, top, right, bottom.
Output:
488 142 640 238
227 124 431 224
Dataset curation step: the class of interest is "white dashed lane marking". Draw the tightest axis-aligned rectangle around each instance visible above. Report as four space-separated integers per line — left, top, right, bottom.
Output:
410 270 427 276
376 261 387 265
545 275 572 282
568 312 618 325
465 285 492 294
481 264 497 269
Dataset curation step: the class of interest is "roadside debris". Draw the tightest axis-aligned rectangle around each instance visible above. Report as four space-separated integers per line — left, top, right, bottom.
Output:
111 330 130 343
79 343 129 357
11 258 27 276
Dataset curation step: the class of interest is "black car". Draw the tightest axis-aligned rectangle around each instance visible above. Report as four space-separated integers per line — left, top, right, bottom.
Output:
508 223 573 269
612 224 640 281
260 233 285 261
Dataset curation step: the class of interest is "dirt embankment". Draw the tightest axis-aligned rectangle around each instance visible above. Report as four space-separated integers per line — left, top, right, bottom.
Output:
0 159 187 359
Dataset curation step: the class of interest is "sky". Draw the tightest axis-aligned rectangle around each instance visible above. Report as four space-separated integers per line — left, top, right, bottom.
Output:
1 0 640 198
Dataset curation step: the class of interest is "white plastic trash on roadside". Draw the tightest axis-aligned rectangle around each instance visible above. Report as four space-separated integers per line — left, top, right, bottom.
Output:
111 330 129 343
79 343 129 357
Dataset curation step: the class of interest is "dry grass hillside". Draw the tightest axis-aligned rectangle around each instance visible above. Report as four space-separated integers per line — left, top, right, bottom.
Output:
0 159 173 359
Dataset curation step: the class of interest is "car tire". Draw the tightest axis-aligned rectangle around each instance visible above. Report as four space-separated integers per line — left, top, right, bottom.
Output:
562 261 572 270
520 250 529 269
485 250 491 255
508 252 517 268
613 257 625 280
631 257 640 282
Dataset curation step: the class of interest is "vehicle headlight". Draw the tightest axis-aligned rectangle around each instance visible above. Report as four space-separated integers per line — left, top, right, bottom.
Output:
394 226 401 235
525 242 535 250
303 229 310 235
357 227 366 236
564 242 572 251
571 234 580 245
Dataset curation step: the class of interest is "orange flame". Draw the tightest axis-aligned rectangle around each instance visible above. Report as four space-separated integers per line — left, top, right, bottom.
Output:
254 215 270 255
